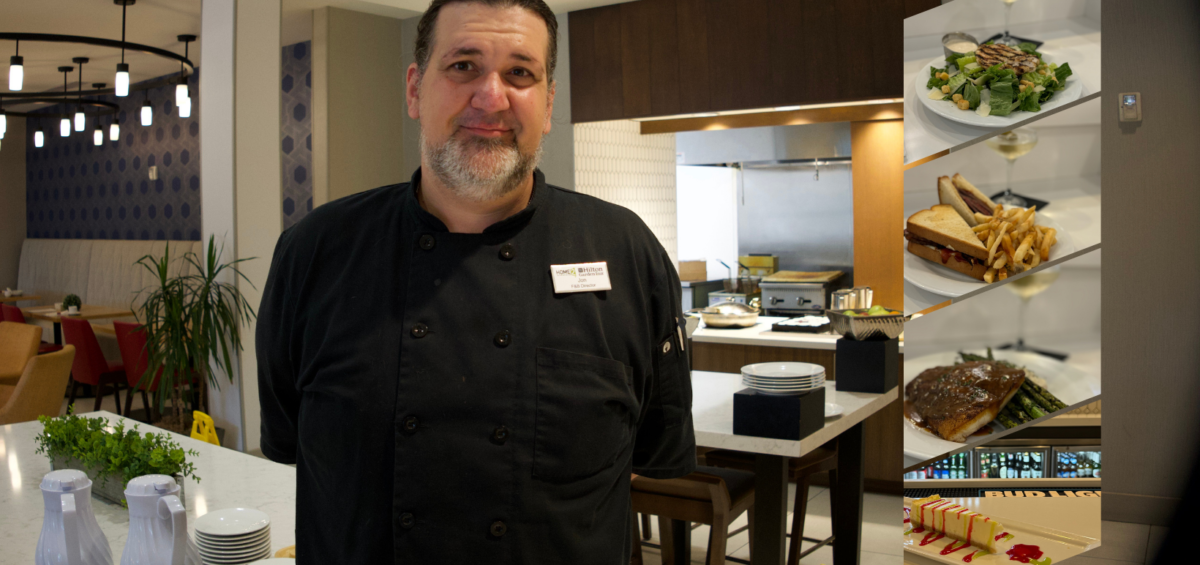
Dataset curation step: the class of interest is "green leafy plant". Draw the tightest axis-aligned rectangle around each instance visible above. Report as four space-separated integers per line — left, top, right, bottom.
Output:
62 294 82 310
35 407 200 506
133 236 257 432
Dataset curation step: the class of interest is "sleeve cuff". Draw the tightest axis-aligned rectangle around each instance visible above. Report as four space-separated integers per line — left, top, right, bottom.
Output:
259 435 298 465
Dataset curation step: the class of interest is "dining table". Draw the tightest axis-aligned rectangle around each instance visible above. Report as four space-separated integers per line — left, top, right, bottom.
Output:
20 304 135 345
0 295 42 304
689 371 899 565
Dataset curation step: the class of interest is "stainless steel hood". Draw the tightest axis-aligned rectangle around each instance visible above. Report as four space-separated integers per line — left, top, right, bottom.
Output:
674 122 851 166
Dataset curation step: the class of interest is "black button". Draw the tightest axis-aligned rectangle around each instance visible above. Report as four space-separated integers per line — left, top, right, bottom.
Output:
499 243 515 261
419 234 435 250
493 330 511 348
403 416 419 434
400 512 415 529
489 520 507 537
411 323 428 338
490 426 509 445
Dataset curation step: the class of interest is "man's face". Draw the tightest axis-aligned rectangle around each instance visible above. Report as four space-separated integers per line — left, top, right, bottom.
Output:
407 3 555 201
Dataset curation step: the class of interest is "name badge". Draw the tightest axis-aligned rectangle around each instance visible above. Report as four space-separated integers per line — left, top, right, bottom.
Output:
550 262 612 294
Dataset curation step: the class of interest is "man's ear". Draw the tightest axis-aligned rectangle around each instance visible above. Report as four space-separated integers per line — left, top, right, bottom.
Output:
543 80 555 135
406 63 422 120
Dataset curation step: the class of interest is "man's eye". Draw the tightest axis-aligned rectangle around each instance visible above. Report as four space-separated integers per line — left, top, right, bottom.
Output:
451 62 472 71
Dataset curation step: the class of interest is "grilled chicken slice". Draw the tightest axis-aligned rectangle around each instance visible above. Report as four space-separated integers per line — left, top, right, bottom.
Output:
974 43 1039 75
905 360 1025 442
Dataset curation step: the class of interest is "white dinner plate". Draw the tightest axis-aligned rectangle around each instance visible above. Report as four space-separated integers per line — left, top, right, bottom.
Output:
196 526 271 543
194 507 272 537
198 544 272 561
904 212 1076 298
740 375 825 385
913 52 1083 128
903 350 1101 463
197 532 271 550
198 549 272 564
741 362 825 379
740 376 824 387
825 403 844 418
903 498 1100 564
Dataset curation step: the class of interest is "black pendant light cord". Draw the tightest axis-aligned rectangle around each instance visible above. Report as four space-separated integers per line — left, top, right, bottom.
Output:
121 2 127 64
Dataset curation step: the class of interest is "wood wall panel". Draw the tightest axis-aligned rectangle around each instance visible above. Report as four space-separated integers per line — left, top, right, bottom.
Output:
770 0 840 107
904 0 942 18
647 0 682 117
674 0 710 114
592 8 626 121
705 0 773 112
567 10 599 123
620 1 653 118
850 120 905 310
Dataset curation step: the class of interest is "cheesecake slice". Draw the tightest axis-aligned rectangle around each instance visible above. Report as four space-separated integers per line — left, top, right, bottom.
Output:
908 495 1007 553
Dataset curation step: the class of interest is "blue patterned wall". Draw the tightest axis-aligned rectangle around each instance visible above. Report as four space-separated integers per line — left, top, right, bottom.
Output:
25 72 202 240
281 41 312 229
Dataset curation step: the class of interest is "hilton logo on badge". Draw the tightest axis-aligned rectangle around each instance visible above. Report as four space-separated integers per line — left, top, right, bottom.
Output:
550 262 612 294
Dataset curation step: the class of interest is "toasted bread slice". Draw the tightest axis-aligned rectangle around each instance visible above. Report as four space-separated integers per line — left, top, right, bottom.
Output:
907 241 989 281
906 205 989 260
938 175 997 227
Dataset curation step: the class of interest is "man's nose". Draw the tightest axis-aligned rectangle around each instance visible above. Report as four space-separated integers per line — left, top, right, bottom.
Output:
471 72 511 114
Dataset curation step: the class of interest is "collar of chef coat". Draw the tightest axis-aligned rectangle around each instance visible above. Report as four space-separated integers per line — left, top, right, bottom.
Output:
405 166 549 234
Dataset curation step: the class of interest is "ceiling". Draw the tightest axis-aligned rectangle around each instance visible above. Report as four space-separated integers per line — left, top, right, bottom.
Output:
3 0 630 109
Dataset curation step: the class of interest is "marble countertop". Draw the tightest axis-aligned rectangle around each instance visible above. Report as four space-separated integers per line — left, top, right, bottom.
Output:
0 411 295 564
903 17 1102 165
692 316 905 353
691 371 898 458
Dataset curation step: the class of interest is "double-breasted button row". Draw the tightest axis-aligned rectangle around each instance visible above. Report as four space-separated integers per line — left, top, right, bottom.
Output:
489 520 508 537
499 243 515 261
418 234 435 250
402 416 419 434
493 330 511 348
411 323 428 338
400 512 415 529
490 426 509 445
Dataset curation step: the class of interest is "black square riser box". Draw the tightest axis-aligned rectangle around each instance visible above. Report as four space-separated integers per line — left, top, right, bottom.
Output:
733 386 826 441
835 337 899 393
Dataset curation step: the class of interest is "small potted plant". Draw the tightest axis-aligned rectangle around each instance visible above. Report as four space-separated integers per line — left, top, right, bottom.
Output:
35 408 201 506
62 293 82 314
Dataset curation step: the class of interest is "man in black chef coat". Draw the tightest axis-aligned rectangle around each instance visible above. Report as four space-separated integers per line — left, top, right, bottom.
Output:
256 0 697 563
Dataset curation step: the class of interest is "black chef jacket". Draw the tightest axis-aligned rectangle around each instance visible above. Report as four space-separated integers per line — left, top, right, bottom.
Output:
256 167 697 565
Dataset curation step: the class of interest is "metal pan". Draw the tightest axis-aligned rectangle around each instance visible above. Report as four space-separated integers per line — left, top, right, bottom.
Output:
688 301 760 328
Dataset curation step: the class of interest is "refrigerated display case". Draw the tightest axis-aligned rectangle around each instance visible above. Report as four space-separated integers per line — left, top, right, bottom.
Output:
1054 446 1102 478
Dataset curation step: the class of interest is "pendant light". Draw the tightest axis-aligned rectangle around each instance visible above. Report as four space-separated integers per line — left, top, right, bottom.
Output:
34 120 44 148
110 115 120 141
8 40 22 91
114 0 135 97
73 57 89 132
93 118 104 146
59 66 74 137
0 98 6 140
140 90 152 127
175 35 196 118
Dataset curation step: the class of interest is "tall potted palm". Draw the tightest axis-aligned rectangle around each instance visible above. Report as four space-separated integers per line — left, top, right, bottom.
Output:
133 237 257 433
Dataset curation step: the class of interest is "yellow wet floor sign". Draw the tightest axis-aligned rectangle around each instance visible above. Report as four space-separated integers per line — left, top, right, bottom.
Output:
191 411 221 446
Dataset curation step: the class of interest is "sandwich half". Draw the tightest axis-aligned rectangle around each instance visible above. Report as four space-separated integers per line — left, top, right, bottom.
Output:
908 495 1009 553
904 204 990 281
938 174 997 227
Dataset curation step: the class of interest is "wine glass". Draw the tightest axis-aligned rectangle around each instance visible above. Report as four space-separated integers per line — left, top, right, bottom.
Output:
1003 265 1060 352
985 129 1038 207
998 0 1022 47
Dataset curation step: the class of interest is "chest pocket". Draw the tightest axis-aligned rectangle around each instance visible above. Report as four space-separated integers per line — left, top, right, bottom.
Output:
533 348 638 483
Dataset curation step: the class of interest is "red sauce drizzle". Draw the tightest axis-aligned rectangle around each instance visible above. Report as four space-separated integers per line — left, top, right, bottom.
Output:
912 526 926 534
941 540 972 555
966 512 975 545
1006 544 1044 563
996 531 1011 541
904 518 911 524
921 532 945 547
963 550 984 563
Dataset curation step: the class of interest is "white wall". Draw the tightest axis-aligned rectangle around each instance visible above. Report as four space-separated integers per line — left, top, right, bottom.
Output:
916 0 1101 37
574 120 677 265
675 165 737 280
0 117 26 288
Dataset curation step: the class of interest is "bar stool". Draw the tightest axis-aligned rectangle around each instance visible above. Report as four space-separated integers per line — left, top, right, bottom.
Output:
703 444 838 565
631 466 755 565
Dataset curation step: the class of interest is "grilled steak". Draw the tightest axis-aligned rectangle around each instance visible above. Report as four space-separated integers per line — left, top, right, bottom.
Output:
974 43 1039 75
905 360 1025 442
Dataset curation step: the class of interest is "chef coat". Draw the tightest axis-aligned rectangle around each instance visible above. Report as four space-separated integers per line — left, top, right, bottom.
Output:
256 167 697 564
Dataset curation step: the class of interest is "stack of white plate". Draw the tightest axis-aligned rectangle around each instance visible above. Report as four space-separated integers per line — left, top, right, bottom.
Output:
194 508 273 564
741 362 826 396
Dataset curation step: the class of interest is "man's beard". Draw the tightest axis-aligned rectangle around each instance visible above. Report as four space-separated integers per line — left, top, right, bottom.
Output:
421 128 543 203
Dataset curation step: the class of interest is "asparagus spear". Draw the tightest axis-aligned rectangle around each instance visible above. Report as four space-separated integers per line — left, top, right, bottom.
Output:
995 412 1019 429
959 351 988 362
1023 380 1068 410
1015 392 1048 419
1021 383 1059 413
1002 402 1030 424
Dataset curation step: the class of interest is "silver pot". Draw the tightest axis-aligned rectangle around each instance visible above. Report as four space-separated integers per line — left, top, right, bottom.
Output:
689 301 760 328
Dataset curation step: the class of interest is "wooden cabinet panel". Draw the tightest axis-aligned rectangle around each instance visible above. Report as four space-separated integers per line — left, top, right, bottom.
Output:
569 0 906 123
904 0 942 18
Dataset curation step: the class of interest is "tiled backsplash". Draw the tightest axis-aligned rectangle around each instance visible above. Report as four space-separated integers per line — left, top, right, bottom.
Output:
573 120 677 266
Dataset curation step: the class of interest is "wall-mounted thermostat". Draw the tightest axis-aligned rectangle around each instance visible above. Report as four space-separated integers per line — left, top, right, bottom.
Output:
1119 92 1142 122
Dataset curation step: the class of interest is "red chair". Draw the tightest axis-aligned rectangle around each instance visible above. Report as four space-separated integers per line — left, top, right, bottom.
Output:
1 304 63 354
112 321 163 423
60 316 125 415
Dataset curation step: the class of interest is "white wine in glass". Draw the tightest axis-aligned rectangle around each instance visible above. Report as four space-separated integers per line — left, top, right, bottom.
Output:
985 129 1038 207
998 0 1021 47
1004 267 1060 352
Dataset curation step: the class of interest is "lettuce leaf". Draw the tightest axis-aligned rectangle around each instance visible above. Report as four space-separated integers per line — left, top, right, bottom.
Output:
1018 42 1043 60
946 72 971 95
927 66 949 89
963 82 982 109
1019 93 1042 112
989 81 1015 116
1054 62 1073 87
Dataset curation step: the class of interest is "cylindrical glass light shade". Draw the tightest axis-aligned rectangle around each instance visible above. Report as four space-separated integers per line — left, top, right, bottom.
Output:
74 110 86 132
176 83 188 106
115 63 130 97
110 122 120 141
178 96 192 119
8 56 22 91
60 118 71 137
140 101 152 126
93 127 104 146
0 113 7 137
35 129 45 148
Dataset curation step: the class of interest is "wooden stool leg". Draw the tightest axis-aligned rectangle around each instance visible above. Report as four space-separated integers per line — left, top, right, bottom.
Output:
68 381 78 411
92 383 105 412
124 387 135 418
788 475 811 565
641 513 652 541
747 506 755 559
827 470 838 531
706 514 729 565
630 508 644 565
141 391 152 422
112 382 123 416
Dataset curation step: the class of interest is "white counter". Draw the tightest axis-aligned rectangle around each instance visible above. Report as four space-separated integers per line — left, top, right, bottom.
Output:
692 316 905 353
0 412 296 564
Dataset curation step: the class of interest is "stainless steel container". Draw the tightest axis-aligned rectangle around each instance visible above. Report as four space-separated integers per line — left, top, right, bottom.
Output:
942 32 980 59
850 286 873 309
690 301 760 328
826 308 907 341
830 289 857 310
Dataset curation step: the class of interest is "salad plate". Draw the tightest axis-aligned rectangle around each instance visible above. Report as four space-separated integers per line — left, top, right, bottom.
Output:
913 50 1082 128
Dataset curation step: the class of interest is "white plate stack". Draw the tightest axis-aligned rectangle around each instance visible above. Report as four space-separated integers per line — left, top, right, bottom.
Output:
194 508 273 564
741 362 826 396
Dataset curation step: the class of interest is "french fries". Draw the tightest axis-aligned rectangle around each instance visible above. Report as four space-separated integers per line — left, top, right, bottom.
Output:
974 203 1058 281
